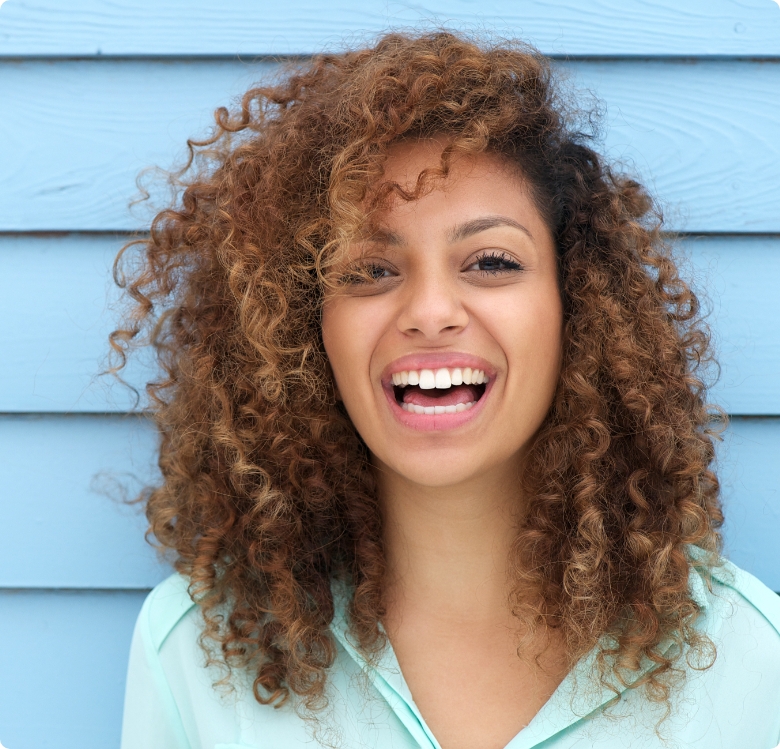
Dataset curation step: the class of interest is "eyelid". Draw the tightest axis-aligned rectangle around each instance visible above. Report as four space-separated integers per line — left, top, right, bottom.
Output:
339 257 400 289
464 250 525 273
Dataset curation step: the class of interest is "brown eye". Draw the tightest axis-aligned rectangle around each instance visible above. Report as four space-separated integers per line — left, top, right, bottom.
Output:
467 252 524 274
340 262 394 286
366 263 391 280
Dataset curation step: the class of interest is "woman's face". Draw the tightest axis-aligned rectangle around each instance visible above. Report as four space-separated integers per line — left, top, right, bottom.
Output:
322 141 563 489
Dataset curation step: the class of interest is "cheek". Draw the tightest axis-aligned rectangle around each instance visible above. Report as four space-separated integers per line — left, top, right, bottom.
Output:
321 302 352 386
484 286 563 384
321 300 381 396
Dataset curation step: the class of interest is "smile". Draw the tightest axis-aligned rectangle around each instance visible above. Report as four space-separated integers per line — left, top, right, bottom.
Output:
381 359 495 431
391 367 489 414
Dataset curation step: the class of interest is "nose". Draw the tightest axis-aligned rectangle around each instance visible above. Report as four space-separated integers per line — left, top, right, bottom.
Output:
395 272 469 340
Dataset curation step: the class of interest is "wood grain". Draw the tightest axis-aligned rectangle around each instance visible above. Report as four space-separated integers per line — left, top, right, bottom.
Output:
0 588 147 749
0 59 777 232
1 234 778 414
1 0 780 57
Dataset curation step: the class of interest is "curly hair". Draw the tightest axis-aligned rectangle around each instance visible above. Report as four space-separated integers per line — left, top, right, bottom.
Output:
110 30 724 713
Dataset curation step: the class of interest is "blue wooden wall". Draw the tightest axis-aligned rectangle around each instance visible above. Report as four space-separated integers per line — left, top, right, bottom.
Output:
1 1 779 747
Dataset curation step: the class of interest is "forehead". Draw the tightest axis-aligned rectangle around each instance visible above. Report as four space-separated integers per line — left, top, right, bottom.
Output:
360 140 544 242
380 138 525 194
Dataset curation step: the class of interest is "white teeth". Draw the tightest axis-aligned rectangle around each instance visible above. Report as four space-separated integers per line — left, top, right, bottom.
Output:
434 368 451 388
400 400 477 414
390 366 490 388
418 369 436 389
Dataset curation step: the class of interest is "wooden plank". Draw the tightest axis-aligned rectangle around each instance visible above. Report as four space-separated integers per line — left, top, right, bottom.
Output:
1 0 780 57
0 60 777 233
684 236 780 416
0 413 777 590
0 234 155 412
0 413 169 588
719 418 780 592
1 232 779 414
0 588 147 749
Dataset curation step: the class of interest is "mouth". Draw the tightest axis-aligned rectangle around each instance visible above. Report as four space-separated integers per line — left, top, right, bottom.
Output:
390 367 488 414
382 363 493 431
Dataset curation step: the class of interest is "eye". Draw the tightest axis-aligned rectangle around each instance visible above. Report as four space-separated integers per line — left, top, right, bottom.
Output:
339 260 396 286
465 251 524 275
365 263 392 280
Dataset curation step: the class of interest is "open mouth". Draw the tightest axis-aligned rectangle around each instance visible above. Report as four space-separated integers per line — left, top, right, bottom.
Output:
390 367 489 415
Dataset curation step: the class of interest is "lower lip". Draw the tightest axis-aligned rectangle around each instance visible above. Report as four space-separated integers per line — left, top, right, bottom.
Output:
383 379 493 432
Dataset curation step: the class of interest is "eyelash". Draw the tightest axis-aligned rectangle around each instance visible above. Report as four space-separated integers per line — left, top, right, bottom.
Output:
343 251 524 286
340 263 392 285
469 251 524 275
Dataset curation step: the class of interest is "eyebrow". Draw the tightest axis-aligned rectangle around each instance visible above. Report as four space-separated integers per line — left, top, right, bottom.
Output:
362 214 534 248
447 216 534 243
362 227 404 247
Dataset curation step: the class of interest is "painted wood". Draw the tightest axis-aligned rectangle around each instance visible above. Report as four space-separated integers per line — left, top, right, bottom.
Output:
2 234 778 415
0 234 155 412
0 414 168 589
0 588 148 749
2 0 780 57
719 418 780 592
0 412 778 590
0 59 777 233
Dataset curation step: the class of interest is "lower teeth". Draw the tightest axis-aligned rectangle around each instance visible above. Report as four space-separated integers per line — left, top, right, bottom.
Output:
401 401 476 415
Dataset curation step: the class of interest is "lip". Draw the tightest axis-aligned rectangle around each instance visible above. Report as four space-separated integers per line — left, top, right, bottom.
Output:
380 352 497 432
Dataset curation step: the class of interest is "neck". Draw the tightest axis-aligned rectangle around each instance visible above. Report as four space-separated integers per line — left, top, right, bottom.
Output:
377 460 522 629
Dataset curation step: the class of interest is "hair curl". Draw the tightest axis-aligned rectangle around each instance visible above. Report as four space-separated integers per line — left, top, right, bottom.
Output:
110 30 724 713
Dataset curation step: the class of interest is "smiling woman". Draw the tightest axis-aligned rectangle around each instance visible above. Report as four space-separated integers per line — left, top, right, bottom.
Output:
112 30 780 749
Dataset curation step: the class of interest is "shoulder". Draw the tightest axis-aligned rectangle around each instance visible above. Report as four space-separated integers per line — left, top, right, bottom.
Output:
708 557 780 638
137 573 199 655
692 557 780 686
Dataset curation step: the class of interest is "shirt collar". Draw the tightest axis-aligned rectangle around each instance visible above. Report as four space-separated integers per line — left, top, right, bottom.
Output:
329 555 713 749
329 580 443 749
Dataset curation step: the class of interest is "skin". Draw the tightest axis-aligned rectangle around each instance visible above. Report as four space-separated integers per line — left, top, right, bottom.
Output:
321 139 567 749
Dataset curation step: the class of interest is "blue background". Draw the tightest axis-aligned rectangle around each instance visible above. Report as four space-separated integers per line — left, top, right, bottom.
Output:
1 1 779 747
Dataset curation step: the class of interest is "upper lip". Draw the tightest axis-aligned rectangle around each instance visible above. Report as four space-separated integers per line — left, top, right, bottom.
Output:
380 352 498 386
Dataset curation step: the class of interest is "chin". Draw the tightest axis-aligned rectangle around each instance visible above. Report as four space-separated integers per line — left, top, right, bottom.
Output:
377 447 517 489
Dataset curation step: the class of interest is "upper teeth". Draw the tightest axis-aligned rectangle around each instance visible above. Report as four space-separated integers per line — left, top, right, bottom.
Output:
391 368 488 388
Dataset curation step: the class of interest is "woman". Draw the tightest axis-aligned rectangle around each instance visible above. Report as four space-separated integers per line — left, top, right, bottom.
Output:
115 31 780 749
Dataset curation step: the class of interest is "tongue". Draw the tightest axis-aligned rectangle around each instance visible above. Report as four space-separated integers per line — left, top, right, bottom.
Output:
402 384 481 408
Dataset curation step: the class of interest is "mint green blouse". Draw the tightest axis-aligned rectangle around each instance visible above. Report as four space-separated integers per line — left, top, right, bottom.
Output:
121 559 780 749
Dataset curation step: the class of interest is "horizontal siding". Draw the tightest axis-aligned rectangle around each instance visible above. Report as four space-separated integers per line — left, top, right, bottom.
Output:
1 0 780 57
2 234 778 414
0 414 167 588
720 418 780 589
0 234 154 413
0 59 778 232
0 589 147 749
1 413 778 590
1 7 778 749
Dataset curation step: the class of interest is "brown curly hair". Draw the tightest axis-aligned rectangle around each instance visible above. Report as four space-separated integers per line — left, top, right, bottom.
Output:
110 30 724 713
